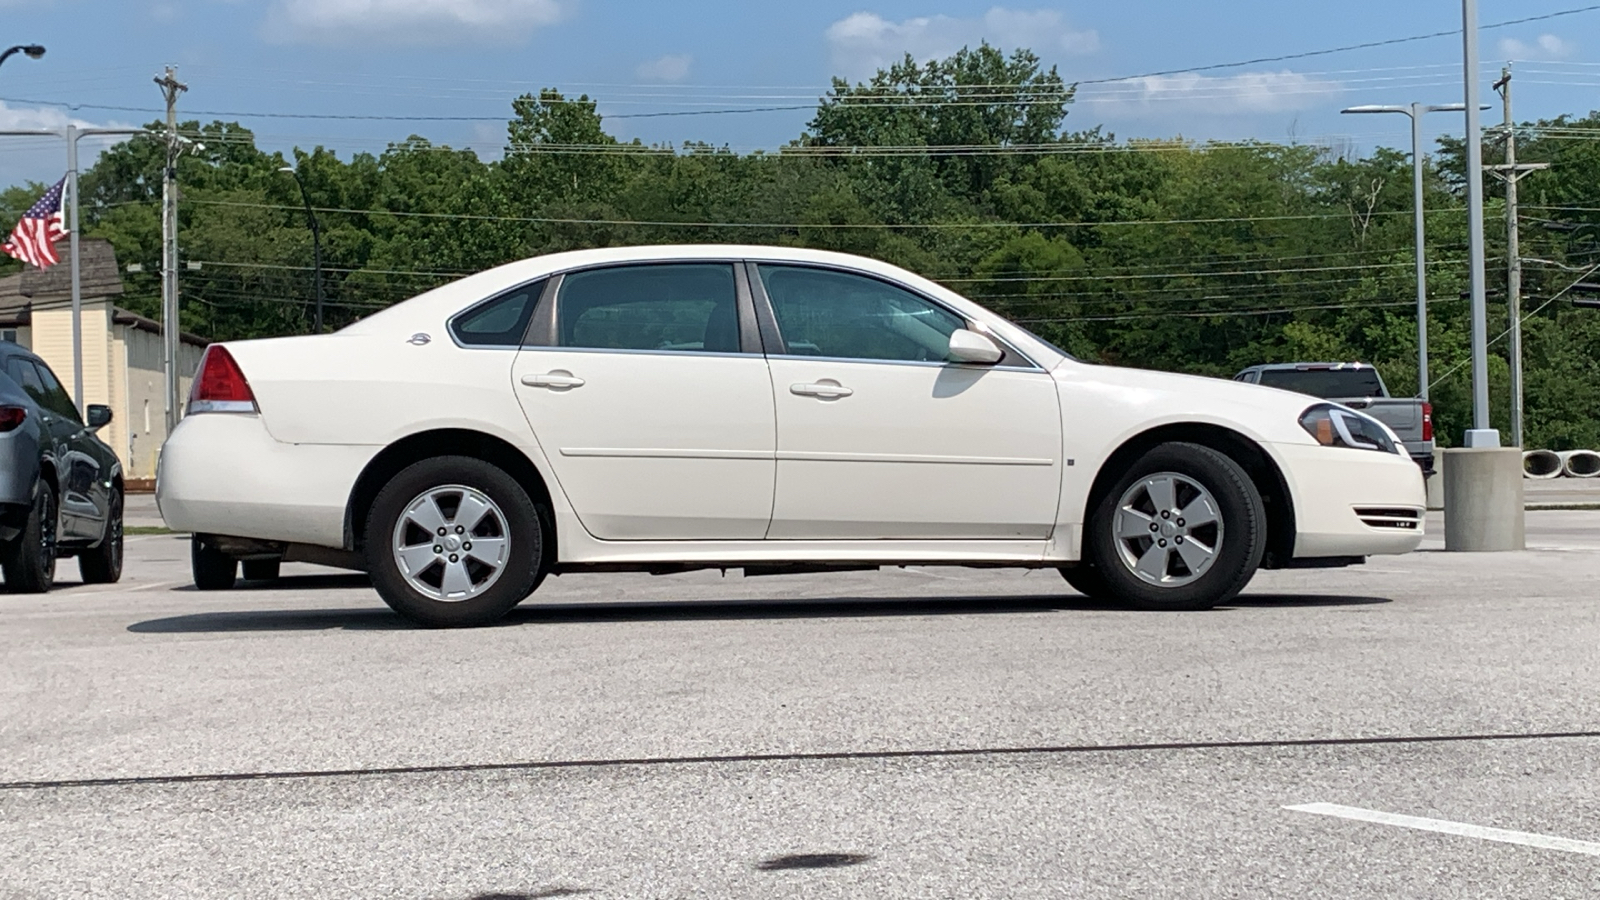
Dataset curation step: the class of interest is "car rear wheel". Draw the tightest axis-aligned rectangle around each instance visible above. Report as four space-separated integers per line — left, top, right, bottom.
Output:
192 535 239 590
2 485 57 594
1083 442 1266 611
78 488 124 585
365 456 545 628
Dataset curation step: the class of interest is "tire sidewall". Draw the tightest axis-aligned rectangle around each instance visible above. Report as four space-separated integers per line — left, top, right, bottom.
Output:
366 456 544 628
1086 443 1265 610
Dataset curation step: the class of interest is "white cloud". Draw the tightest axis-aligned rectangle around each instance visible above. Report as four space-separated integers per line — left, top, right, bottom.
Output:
636 54 693 82
1084 70 1344 118
265 0 565 45
1497 33 1576 60
0 104 138 187
825 7 1098 79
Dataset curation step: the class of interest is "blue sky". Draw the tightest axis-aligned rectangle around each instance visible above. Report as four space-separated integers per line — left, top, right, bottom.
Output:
2 0 1598 185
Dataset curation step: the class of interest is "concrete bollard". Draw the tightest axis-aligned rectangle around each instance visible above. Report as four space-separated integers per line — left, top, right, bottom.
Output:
1443 447 1525 551
1425 452 1446 511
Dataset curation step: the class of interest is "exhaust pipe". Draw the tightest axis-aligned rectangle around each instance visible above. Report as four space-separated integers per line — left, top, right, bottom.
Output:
1560 449 1600 479
1523 449 1563 479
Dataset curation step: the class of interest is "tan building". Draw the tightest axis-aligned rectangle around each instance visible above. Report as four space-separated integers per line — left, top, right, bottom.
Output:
0 239 207 488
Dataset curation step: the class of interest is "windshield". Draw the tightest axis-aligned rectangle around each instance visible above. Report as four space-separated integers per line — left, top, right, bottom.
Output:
1256 368 1386 398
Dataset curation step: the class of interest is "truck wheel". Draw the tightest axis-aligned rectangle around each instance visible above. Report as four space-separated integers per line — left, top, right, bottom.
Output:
366 456 545 628
79 488 124 585
192 535 238 591
2 485 58 594
1084 442 1266 611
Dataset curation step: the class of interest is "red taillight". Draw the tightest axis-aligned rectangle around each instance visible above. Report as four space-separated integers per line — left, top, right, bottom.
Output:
1421 402 1434 443
188 346 258 414
0 405 26 432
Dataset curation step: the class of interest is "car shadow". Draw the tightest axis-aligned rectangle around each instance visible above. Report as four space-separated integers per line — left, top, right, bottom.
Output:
125 592 1391 633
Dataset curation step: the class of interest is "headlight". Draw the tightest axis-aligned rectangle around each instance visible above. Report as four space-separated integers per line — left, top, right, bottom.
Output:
1299 403 1399 454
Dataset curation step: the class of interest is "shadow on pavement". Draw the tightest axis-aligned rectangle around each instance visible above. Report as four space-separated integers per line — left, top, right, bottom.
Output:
126 591 1389 633
1225 594 1392 608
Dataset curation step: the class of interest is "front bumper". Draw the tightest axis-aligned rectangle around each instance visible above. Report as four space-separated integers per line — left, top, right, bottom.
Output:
1270 441 1427 558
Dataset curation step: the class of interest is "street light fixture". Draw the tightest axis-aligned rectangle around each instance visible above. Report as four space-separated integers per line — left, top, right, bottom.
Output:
0 44 46 69
279 165 324 334
1340 102 1472 402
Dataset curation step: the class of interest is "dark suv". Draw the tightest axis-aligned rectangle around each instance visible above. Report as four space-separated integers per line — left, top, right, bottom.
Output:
0 341 124 592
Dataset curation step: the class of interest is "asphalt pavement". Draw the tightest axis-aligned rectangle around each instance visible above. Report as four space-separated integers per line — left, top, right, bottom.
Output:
3 508 1599 898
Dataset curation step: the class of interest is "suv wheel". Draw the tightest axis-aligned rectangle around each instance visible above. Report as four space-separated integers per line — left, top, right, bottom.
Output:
79 488 124 584
2 485 57 593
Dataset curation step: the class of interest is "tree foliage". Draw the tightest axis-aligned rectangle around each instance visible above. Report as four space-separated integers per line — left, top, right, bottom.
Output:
4 42 1600 449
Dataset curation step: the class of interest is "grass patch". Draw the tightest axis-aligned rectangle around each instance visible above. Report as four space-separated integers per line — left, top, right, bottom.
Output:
126 526 179 535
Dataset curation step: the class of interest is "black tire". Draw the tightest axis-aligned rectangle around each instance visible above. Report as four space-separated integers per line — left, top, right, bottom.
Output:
1084 442 1266 611
78 488 124 585
191 535 238 591
1058 563 1111 598
365 456 546 628
241 559 281 582
2 484 57 594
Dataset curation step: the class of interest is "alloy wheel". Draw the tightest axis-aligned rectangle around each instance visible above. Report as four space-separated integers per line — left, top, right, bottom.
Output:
1111 472 1224 588
390 485 510 602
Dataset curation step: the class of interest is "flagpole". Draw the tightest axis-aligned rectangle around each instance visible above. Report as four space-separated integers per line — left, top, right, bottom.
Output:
0 126 147 414
66 123 83 412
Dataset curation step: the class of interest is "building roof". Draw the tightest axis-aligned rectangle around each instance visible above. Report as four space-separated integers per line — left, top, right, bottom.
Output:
0 238 207 347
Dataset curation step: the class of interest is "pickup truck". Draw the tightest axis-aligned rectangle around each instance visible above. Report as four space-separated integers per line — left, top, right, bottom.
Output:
1233 362 1434 473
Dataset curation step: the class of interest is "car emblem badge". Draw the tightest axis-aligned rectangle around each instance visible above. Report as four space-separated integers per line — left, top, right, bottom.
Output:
407 333 432 345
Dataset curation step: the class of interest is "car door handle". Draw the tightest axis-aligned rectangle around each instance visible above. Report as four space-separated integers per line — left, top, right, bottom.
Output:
791 382 853 399
521 372 585 389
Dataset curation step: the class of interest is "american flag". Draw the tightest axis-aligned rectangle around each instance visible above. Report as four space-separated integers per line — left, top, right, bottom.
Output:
2 177 70 270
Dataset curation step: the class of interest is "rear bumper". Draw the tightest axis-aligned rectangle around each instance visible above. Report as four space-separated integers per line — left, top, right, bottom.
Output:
1270 442 1427 558
156 414 375 549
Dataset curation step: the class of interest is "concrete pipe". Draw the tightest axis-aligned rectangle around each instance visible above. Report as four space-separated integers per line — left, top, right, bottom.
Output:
1523 449 1564 479
1560 449 1600 479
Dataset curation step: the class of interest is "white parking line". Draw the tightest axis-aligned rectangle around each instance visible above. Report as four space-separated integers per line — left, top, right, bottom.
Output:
1286 802 1600 856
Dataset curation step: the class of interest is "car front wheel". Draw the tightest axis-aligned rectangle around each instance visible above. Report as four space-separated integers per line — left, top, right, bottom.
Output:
1083 442 1266 611
365 456 546 628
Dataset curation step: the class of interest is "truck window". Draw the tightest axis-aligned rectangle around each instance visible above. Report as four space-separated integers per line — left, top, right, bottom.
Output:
1256 368 1386 398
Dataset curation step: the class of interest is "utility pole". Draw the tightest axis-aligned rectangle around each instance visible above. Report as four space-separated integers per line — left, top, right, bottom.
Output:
155 66 187 435
1489 66 1547 449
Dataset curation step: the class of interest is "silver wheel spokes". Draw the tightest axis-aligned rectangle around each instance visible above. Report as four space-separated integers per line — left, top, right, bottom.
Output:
392 485 510 602
1112 473 1223 588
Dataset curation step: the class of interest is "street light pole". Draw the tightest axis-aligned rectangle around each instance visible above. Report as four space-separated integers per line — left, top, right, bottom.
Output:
1460 0 1497 448
279 166 323 333
1341 101 1470 402
0 44 46 69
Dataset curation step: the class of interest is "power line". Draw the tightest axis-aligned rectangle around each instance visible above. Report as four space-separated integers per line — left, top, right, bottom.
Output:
183 197 1453 230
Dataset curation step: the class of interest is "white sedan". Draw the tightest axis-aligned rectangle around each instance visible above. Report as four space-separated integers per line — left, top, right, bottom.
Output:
157 245 1425 626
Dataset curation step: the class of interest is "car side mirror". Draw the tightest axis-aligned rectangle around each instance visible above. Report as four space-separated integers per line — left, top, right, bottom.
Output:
948 328 1003 365
86 404 112 429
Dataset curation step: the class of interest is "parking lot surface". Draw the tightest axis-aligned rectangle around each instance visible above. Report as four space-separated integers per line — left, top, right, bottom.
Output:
3 511 1599 898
